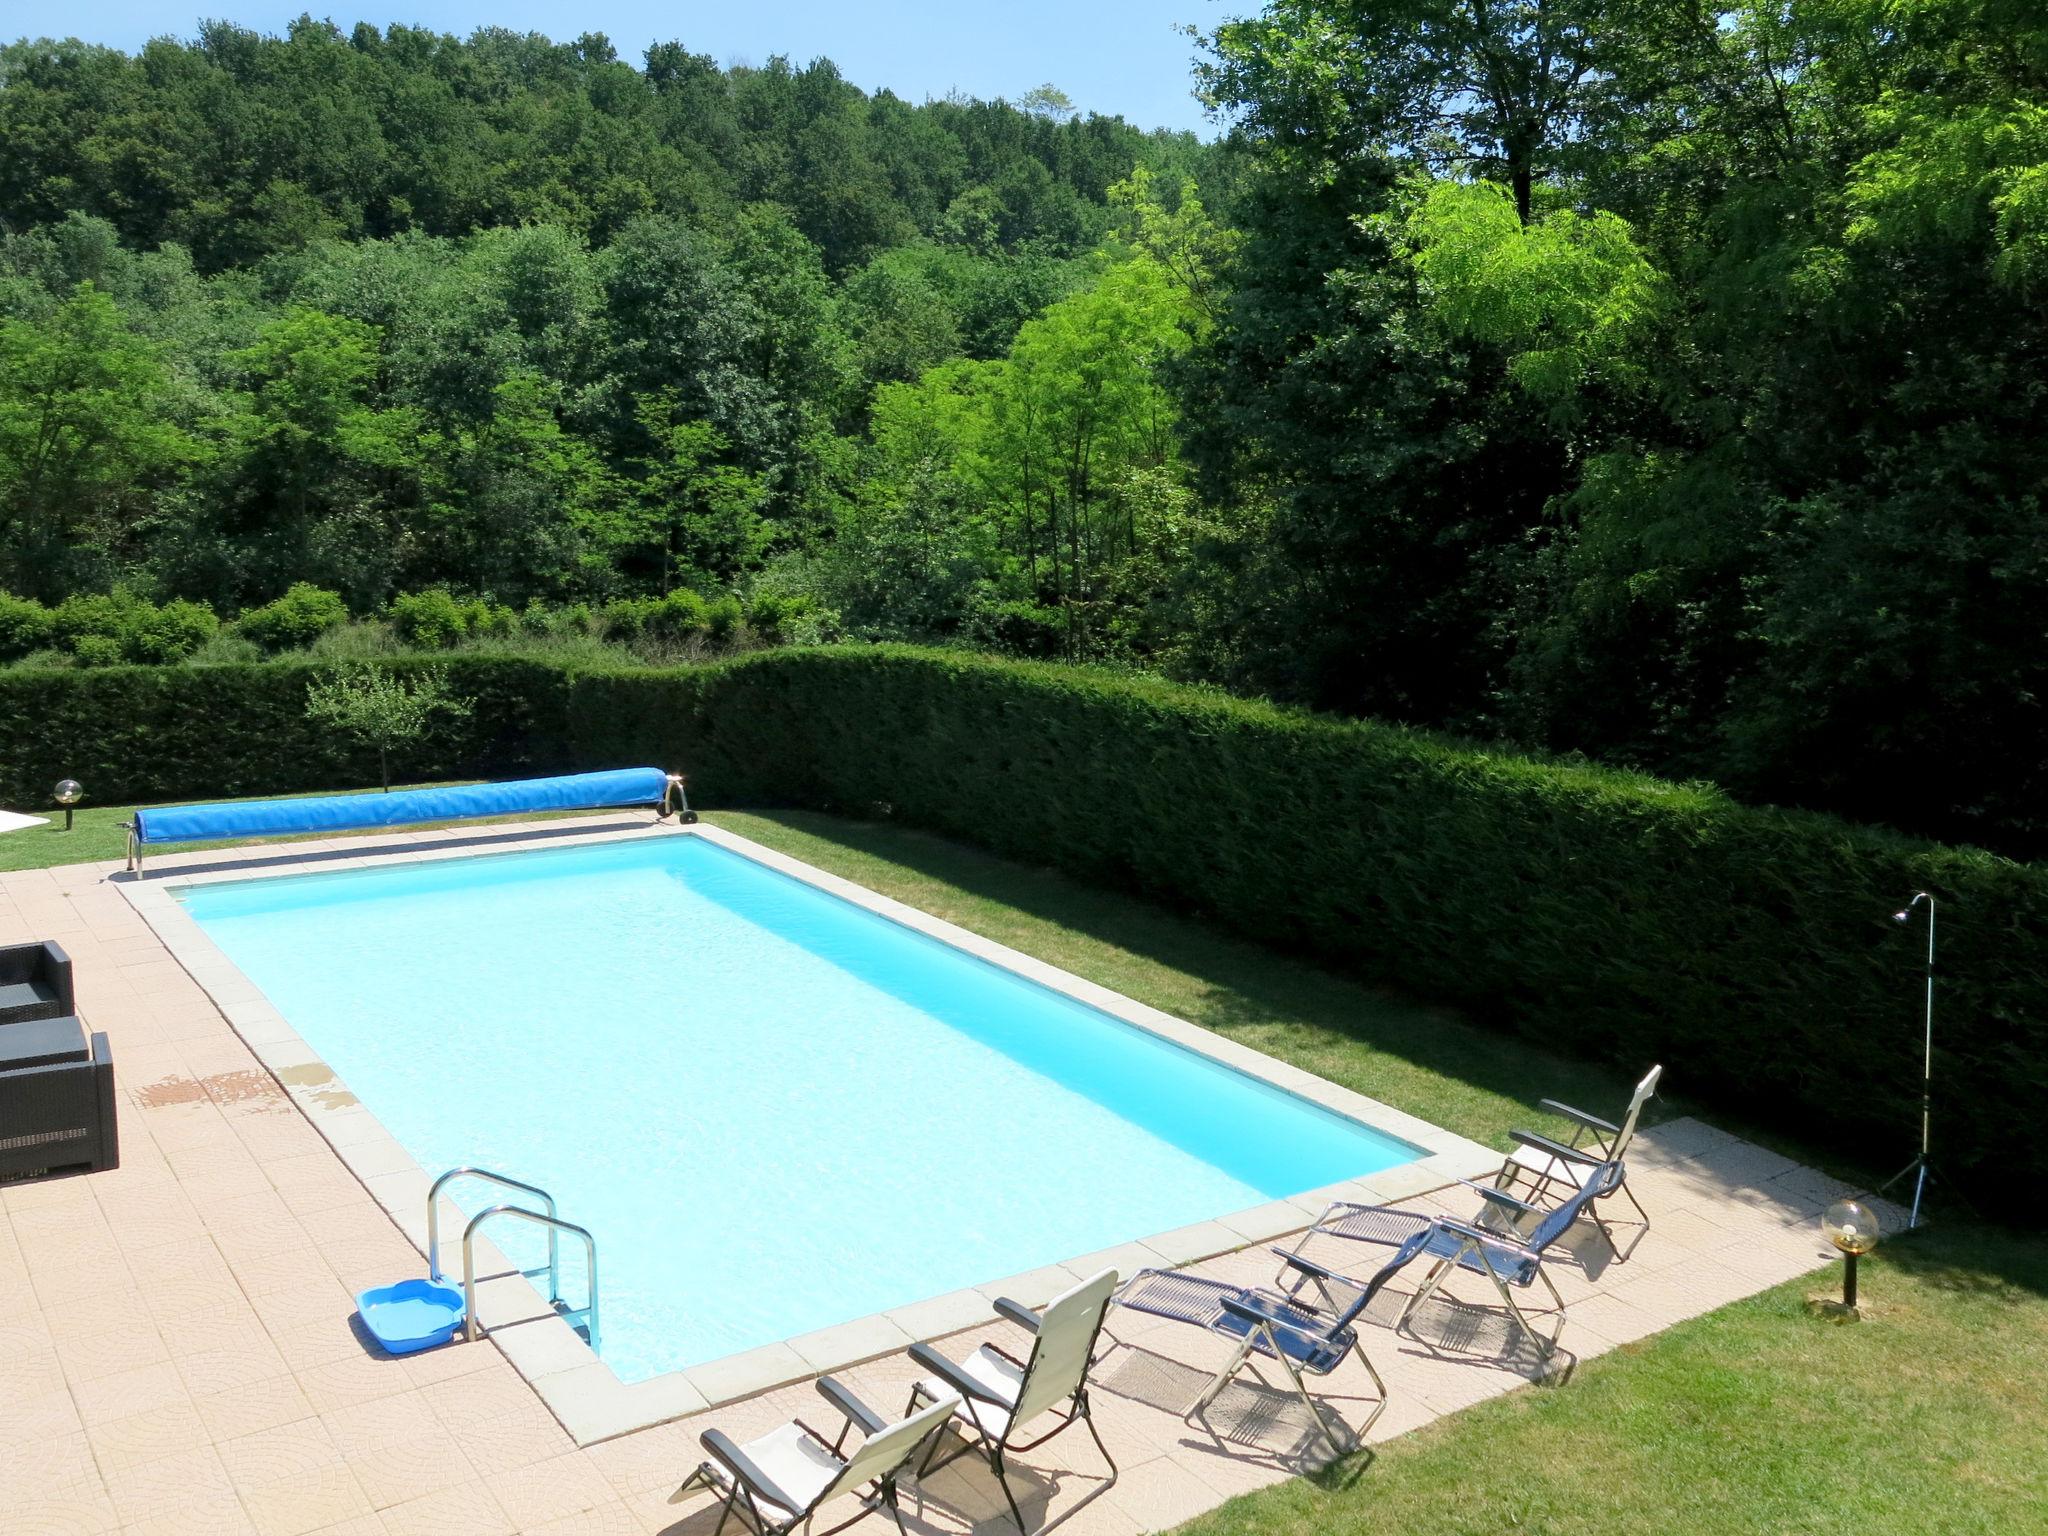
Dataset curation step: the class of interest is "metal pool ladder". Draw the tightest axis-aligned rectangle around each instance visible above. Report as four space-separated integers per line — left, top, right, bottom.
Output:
426 1167 600 1356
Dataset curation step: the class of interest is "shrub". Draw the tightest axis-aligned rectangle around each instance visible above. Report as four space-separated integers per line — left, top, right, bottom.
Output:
388 588 467 649
68 634 125 668
304 662 475 791
126 599 219 663
964 598 1065 658
704 595 743 643
598 596 655 641
51 590 147 650
238 584 349 652
190 631 266 666
0 593 54 660
652 591 711 641
49 588 217 664
463 601 519 641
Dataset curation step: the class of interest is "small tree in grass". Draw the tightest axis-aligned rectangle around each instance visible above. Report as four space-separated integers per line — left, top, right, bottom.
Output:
304 663 472 792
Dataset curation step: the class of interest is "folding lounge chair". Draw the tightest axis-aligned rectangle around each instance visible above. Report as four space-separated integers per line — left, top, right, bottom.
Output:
1496 1064 1661 1259
1109 1231 1428 1458
907 1268 1120 1535
1288 1162 1625 1357
672 1375 961 1536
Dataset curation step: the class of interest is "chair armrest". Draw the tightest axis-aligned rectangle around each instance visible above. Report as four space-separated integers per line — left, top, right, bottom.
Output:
815 1376 886 1438
1457 1177 1543 1219
1274 1249 1351 1292
1510 1130 1603 1166
1437 1216 1540 1265
1538 1099 1618 1136
701 1427 811 1517
991 1296 1041 1335
908 1342 1002 1405
1310 1200 1372 1227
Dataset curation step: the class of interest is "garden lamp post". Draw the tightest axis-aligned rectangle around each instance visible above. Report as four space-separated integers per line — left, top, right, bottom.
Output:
1821 1198 1882 1315
1883 892 1936 1228
54 779 83 832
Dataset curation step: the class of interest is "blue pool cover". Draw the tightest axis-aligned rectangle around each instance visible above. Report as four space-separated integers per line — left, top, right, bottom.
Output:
134 767 669 845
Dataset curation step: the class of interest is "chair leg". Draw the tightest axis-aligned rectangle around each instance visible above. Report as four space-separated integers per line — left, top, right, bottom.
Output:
1257 1324 1350 1460
1347 1335 1390 1437
989 1447 1028 1536
1397 1257 1453 1333
1081 1400 1119 1485
1187 1336 1259 1419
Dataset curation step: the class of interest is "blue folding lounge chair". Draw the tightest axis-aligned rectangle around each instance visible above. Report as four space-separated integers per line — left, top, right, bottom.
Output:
671 1376 961 1536
1495 1065 1660 1260
1109 1232 1428 1458
1286 1161 1625 1357
907 1268 1120 1536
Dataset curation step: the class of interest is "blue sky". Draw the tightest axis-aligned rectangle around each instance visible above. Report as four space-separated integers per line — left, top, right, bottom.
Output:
51 3 1232 135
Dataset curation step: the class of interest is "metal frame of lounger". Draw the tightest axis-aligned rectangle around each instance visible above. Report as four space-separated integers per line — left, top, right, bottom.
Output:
907 1269 1120 1536
1286 1162 1625 1358
1107 1234 1425 1459
673 1376 960 1536
1495 1065 1661 1261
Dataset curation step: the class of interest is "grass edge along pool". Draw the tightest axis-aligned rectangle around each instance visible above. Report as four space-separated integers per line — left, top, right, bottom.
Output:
175 831 1428 1378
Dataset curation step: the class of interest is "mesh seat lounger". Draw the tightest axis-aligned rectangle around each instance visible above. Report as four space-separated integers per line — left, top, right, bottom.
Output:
1285 1162 1626 1357
907 1268 1120 1536
1495 1065 1661 1259
1109 1232 1427 1457
672 1376 961 1536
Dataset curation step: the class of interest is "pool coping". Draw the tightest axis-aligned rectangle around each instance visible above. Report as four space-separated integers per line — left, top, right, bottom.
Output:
117 816 1501 1445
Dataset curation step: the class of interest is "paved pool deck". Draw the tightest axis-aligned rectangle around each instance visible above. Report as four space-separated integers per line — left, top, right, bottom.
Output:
0 821 1886 1535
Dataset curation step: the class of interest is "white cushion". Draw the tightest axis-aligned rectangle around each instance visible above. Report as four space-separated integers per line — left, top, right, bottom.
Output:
921 1345 1025 1440
709 1422 842 1521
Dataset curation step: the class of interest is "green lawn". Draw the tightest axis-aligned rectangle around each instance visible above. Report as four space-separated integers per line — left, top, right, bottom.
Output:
9 798 2043 1533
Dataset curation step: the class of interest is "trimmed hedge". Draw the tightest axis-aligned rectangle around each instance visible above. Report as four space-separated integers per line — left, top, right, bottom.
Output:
0 656 573 807
2 646 2041 1194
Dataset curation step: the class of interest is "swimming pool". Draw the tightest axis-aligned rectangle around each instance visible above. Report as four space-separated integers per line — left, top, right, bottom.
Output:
174 831 1427 1383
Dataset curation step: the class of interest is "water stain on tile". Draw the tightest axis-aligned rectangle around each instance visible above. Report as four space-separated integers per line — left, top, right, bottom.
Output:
203 1069 288 1110
134 1069 290 1112
133 1075 209 1108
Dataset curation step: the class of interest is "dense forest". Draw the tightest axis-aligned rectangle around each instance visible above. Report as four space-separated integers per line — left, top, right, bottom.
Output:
2 4 2045 856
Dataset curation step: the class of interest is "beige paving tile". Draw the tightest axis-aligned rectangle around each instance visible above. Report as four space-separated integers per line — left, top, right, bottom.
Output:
84 1399 214 1471
73 1360 194 1428
117 1488 259 1536
521 1497 653 1535
8 1428 106 1502
374 1479 516 1536
192 1376 319 1444
0 1386 87 1443
100 1444 236 1526
237 1461 374 1536
481 1451 616 1529
56 1319 173 1383
343 1430 479 1511
4 1493 123 1534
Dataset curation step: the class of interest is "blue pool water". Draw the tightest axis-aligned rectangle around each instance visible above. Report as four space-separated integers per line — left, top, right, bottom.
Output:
180 835 1421 1379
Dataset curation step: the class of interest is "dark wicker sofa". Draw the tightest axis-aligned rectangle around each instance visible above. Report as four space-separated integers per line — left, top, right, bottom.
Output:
0 940 75 1025
0 1016 119 1178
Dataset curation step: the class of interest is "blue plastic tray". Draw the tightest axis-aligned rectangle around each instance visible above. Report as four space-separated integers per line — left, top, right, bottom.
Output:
355 1278 466 1355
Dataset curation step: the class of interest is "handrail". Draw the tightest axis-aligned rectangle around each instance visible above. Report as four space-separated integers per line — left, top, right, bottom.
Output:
461 1203 600 1356
427 1167 558 1302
